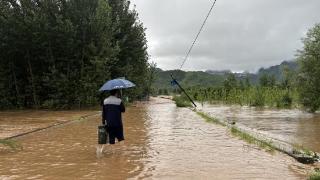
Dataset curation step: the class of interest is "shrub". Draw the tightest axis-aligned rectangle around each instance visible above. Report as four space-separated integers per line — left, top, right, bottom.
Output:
172 96 192 107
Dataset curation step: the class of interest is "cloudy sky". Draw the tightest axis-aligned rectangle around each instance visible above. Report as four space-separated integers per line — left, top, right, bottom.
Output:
130 0 320 72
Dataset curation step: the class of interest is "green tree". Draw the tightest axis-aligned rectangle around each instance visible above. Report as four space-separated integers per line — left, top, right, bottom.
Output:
297 23 320 112
145 62 157 98
108 0 149 99
244 74 251 89
223 73 237 90
259 74 275 87
0 0 149 109
223 73 237 100
238 80 245 90
281 65 296 89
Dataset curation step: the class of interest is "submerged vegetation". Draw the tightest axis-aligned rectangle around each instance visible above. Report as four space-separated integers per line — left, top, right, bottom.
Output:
230 127 275 152
196 111 320 165
0 139 22 150
172 95 192 107
195 111 274 152
196 111 225 126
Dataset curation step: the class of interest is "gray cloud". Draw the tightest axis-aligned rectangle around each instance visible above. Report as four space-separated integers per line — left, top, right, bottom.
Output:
131 0 320 72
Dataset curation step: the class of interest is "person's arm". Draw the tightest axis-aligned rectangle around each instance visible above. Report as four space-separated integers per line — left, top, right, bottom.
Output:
120 101 125 113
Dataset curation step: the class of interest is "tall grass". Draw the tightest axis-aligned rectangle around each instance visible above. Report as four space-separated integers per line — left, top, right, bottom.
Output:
172 95 192 107
187 86 299 108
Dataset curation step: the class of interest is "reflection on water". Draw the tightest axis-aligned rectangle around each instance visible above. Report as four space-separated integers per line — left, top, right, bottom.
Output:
200 104 320 152
136 99 308 179
0 98 309 179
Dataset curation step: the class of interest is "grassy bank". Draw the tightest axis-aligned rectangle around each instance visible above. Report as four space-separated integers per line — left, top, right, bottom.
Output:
196 111 226 126
195 111 320 164
293 144 315 157
230 126 274 152
196 111 274 151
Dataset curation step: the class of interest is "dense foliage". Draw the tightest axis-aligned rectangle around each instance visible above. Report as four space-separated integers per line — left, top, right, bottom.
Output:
297 23 320 112
172 95 192 108
167 69 299 109
153 46 320 110
187 86 298 108
153 61 298 92
0 0 150 109
185 72 298 108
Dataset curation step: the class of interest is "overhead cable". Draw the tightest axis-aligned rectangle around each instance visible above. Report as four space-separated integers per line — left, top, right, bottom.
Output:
179 0 218 70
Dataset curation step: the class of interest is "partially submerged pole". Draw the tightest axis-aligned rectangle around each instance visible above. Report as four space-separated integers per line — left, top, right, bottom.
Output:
170 74 197 108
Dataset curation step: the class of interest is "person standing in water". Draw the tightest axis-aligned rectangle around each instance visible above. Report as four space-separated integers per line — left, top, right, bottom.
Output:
102 89 125 145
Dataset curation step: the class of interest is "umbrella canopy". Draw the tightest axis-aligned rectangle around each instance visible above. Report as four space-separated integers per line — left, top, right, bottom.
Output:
99 78 136 91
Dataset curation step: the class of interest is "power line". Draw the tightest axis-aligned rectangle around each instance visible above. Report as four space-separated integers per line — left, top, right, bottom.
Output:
179 0 218 70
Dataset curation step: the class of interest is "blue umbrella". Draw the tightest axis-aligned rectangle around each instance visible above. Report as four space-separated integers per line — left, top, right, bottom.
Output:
99 78 136 91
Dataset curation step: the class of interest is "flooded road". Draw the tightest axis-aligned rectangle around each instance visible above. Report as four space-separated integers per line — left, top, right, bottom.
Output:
200 104 320 152
0 98 309 179
0 110 95 139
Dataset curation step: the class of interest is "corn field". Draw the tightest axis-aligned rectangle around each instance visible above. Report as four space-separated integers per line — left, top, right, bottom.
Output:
186 86 299 108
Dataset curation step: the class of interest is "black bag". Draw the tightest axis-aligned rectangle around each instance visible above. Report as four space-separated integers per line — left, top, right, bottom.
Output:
98 125 108 144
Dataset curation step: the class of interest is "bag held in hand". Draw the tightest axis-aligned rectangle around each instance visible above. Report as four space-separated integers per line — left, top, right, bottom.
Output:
98 125 108 144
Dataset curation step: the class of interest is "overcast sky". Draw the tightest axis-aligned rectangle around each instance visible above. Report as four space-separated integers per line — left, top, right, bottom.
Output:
130 0 320 72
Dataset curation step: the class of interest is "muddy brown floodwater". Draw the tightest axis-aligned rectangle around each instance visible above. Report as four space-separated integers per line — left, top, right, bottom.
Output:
0 110 95 139
0 98 311 179
200 104 320 153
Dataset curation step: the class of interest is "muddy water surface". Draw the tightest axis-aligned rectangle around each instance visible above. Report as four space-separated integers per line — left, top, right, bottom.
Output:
0 98 309 179
0 111 95 139
200 104 320 152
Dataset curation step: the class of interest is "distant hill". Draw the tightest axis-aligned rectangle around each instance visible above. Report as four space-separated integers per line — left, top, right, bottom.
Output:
256 60 298 79
205 70 231 75
152 60 298 90
153 69 225 90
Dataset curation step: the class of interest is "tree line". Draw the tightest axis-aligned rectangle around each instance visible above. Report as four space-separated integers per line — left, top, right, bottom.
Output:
0 0 152 109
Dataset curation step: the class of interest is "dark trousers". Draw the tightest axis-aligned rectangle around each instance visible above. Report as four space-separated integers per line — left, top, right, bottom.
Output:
107 126 124 144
